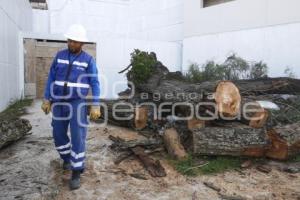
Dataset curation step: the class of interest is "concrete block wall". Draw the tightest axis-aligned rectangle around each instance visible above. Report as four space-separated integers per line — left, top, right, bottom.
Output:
0 0 32 112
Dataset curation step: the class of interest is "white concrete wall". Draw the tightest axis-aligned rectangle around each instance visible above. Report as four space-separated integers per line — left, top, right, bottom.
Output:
183 22 300 77
30 0 183 98
41 0 183 42
32 9 49 33
127 0 183 42
0 0 32 111
183 0 300 77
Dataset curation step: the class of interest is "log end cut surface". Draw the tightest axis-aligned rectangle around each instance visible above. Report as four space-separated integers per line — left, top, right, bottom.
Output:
163 128 187 160
215 81 241 117
134 106 148 130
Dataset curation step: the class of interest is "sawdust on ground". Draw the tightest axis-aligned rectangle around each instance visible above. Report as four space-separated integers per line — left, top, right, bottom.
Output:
0 100 299 200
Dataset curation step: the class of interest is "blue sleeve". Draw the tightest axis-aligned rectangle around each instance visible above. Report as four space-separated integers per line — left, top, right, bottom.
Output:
44 55 57 101
87 57 100 104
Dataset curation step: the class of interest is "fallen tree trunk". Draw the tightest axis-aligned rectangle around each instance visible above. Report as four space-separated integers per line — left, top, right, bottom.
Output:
136 79 242 117
244 94 300 125
266 121 300 160
0 119 32 149
239 100 269 128
163 128 187 160
192 122 269 157
108 135 162 151
234 77 300 95
122 54 242 117
131 146 166 177
100 100 149 130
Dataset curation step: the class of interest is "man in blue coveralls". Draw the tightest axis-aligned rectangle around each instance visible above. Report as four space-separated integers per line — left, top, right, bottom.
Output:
41 24 101 190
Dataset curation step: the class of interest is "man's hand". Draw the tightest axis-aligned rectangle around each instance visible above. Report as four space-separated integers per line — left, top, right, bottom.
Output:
90 106 101 120
41 99 51 115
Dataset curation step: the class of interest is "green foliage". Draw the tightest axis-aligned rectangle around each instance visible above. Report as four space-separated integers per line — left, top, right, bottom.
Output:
291 154 300 162
184 63 203 83
250 61 268 79
223 54 250 80
185 54 269 82
128 49 157 85
0 98 33 120
284 67 296 78
169 154 242 176
199 157 241 174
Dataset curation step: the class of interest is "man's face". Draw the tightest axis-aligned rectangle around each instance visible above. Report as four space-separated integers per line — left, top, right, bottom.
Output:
67 39 83 54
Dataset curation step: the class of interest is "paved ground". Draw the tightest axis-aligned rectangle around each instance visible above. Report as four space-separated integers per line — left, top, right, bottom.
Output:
0 100 299 200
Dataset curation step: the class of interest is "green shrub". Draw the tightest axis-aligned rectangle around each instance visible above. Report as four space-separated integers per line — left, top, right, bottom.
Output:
185 54 269 82
127 49 157 85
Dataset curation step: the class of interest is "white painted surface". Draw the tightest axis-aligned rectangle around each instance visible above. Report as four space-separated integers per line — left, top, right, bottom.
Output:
183 0 300 77
32 9 49 33
29 0 183 99
183 22 300 77
0 0 32 111
35 0 183 42
185 0 300 37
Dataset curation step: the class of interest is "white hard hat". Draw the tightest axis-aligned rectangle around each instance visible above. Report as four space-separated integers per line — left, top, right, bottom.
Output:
64 24 89 43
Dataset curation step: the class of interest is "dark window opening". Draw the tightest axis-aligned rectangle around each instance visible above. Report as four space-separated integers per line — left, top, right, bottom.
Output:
203 0 235 8
29 0 48 10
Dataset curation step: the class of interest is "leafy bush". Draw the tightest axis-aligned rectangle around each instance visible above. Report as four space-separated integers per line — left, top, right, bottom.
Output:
185 54 269 82
223 54 250 80
284 67 296 78
127 49 157 85
250 61 268 79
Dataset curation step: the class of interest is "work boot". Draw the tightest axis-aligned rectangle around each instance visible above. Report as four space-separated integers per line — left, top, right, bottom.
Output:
63 161 71 170
69 170 81 190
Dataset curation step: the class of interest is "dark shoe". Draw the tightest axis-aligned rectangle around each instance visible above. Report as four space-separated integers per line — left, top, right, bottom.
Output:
63 161 71 170
69 170 81 190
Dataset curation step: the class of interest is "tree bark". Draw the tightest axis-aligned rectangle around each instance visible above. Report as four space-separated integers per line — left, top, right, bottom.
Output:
136 79 242 117
131 146 166 177
0 119 32 149
266 121 300 160
234 77 300 95
108 135 162 151
239 100 269 128
100 100 149 130
192 122 269 157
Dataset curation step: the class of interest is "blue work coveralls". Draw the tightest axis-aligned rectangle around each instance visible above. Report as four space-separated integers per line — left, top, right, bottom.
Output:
44 49 100 171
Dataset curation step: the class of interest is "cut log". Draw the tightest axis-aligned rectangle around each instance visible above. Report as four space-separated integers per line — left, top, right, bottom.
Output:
234 77 300 95
131 146 166 177
0 119 32 149
100 100 149 130
163 128 187 160
136 79 241 117
240 100 269 128
192 122 269 157
266 121 300 160
214 81 241 117
109 135 162 151
244 94 300 125
120 53 244 117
